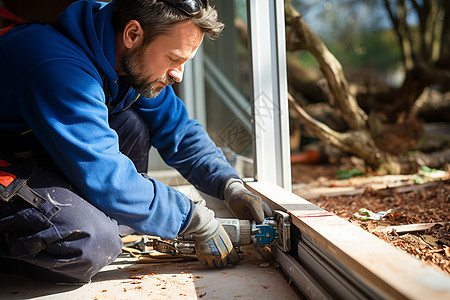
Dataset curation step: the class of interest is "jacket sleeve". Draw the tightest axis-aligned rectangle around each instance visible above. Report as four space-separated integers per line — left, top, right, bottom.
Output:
133 86 240 200
12 60 192 239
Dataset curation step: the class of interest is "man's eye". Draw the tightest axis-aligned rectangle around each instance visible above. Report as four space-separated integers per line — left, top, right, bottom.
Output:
169 57 178 62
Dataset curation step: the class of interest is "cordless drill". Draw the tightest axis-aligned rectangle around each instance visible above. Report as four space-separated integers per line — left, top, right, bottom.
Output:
218 210 291 252
180 210 291 252
124 210 291 255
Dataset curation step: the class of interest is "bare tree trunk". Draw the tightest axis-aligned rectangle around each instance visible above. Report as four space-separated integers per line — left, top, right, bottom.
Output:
383 0 447 119
284 0 448 174
285 3 367 131
384 0 415 70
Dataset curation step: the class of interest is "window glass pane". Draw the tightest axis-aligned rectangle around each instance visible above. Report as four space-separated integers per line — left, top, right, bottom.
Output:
204 0 254 178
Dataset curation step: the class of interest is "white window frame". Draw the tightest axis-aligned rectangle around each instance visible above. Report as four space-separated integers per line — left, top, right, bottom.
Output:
247 0 291 190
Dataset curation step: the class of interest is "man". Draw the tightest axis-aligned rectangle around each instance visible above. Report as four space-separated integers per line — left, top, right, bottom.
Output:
0 0 270 283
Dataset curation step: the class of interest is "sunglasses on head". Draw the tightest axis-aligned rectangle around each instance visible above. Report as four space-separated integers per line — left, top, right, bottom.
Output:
159 0 208 16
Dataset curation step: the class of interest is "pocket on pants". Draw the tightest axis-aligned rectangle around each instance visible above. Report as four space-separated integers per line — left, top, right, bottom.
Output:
1 206 61 259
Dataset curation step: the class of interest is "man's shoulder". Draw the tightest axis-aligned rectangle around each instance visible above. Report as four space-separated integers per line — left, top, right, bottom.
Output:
28 23 90 60
1 23 99 86
3 23 92 69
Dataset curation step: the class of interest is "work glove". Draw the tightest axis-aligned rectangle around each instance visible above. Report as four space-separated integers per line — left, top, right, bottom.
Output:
183 200 240 267
223 179 272 224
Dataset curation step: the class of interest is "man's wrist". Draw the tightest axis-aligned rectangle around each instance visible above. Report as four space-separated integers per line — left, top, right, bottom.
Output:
181 199 217 238
223 178 245 200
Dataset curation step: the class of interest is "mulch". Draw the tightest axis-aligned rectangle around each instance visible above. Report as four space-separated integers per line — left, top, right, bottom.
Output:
308 179 450 275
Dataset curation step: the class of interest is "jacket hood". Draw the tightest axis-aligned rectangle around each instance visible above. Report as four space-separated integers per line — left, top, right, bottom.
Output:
58 0 118 93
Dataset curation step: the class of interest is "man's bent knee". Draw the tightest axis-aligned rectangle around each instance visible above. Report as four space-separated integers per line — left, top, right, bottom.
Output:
0 167 124 283
43 201 123 283
50 221 123 283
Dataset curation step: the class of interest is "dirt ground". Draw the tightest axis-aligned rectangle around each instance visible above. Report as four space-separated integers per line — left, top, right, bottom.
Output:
291 158 450 276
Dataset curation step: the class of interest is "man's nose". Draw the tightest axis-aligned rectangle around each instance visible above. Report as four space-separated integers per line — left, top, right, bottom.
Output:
168 65 184 83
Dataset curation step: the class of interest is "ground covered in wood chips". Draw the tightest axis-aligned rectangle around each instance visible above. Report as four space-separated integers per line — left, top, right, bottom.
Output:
291 160 450 276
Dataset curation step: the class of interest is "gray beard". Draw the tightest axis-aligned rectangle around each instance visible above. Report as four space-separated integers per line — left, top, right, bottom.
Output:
121 49 175 99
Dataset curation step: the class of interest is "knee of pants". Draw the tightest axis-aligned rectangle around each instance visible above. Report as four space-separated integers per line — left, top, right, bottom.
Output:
39 220 123 283
27 169 124 265
52 210 123 281
77 215 123 263
1 200 124 283
3 162 123 283
27 183 124 281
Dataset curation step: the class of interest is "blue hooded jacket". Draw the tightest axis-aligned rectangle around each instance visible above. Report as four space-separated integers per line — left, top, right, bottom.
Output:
0 0 239 238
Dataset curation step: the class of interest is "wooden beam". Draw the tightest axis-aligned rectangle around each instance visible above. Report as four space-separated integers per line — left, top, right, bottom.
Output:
246 181 450 300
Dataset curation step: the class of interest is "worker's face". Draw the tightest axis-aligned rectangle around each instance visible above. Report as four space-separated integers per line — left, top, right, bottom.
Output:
121 21 204 99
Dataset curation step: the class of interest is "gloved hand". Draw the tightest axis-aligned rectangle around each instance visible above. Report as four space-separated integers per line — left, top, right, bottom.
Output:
183 200 239 267
223 179 272 223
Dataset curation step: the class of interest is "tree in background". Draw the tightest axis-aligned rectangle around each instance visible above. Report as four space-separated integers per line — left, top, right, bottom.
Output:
286 0 450 174
384 0 450 115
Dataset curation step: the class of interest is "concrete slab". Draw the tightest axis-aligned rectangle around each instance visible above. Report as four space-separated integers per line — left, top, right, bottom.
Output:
0 246 299 299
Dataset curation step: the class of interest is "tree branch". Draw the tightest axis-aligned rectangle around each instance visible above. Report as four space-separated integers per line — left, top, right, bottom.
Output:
288 94 349 151
284 1 368 131
288 94 402 174
430 4 445 62
383 0 415 69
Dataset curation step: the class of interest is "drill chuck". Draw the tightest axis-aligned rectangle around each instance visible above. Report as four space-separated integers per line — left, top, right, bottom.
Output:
218 210 291 252
218 218 252 247
217 217 276 248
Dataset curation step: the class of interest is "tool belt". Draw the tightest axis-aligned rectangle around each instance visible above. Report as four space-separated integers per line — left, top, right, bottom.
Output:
0 130 42 205
0 130 47 209
0 154 46 209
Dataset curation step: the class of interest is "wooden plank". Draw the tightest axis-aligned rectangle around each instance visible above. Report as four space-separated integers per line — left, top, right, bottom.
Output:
293 178 442 199
392 181 440 193
246 181 450 300
382 222 449 234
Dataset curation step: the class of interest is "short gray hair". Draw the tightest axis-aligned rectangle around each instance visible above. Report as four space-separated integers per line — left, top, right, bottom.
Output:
113 0 224 45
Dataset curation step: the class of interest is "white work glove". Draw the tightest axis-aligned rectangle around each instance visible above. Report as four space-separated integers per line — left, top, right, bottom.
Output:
183 200 240 267
223 179 272 223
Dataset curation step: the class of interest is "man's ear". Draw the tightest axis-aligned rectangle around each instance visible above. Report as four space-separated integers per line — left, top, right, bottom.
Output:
122 20 144 49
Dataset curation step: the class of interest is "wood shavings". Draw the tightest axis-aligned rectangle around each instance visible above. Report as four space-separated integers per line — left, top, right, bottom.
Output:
309 179 450 275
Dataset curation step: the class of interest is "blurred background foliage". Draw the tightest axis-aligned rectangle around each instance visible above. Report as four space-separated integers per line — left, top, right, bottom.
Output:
291 0 408 87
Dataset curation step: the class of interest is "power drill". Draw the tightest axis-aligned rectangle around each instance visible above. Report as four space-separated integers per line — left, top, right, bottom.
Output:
177 210 291 253
218 210 291 252
123 210 291 256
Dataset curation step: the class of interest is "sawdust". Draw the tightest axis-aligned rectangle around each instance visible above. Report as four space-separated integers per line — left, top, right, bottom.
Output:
91 272 197 299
